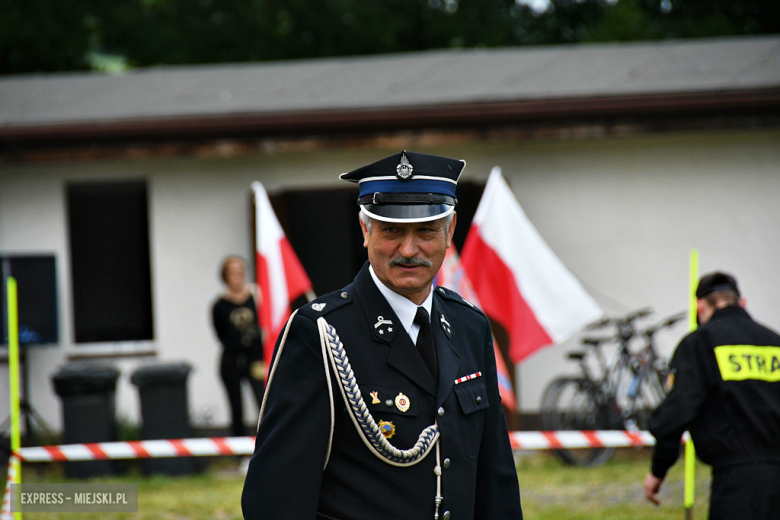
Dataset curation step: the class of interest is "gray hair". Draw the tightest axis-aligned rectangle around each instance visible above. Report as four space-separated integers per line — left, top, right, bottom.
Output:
360 208 454 234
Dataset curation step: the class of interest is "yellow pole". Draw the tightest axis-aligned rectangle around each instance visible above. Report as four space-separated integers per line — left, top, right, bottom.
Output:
684 251 698 519
688 250 699 333
7 277 22 519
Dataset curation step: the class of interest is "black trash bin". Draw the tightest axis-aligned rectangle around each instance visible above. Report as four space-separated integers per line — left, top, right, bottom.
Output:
130 363 195 475
51 364 121 479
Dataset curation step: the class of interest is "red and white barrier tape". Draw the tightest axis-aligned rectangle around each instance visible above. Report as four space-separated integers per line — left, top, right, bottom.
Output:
12 431 654 463
508 430 655 451
15 437 256 462
1 456 17 520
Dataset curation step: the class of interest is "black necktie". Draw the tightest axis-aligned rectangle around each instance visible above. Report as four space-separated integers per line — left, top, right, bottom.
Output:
414 307 438 384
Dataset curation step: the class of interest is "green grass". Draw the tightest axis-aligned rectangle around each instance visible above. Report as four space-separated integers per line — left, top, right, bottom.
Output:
17 458 244 520
517 448 712 520
15 449 711 519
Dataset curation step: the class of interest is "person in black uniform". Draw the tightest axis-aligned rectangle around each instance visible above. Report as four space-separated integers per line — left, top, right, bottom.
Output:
212 256 265 437
242 151 523 520
644 271 780 519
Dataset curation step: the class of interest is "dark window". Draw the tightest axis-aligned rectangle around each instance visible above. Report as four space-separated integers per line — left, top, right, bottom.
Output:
269 188 366 297
1 255 58 345
67 181 154 343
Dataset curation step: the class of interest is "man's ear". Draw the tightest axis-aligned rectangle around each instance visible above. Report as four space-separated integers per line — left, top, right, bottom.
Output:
446 212 457 249
359 215 370 248
739 297 747 309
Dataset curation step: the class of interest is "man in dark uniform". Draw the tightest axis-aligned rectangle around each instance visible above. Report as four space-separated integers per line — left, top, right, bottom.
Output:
644 272 780 519
242 151 523 520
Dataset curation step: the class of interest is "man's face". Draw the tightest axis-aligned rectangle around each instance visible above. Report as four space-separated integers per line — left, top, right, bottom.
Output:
696 298 714 325
360 213 456 305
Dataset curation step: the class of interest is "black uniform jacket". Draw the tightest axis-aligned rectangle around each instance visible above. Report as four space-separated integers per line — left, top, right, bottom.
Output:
649 306 780 479
242 262 523 520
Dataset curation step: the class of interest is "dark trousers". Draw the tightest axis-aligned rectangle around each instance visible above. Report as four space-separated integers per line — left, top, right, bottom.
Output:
709 463 780 520
220 351 265 437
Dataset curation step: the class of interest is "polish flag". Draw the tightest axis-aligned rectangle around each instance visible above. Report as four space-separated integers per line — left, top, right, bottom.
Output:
461 168 602 363
253 182 313 366
436 248 518 411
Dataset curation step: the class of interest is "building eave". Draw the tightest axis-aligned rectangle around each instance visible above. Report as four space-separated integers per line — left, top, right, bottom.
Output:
2 87 778 148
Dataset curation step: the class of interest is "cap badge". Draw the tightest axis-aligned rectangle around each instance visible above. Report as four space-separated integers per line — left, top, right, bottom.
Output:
378 420 396 439
370 391 381 404
395 392 410 412
396 152 414 180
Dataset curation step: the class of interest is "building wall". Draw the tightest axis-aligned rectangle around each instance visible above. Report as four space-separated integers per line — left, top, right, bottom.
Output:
1 127 778 433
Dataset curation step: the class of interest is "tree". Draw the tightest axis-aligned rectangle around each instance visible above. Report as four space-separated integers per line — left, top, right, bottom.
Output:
2 0 778 74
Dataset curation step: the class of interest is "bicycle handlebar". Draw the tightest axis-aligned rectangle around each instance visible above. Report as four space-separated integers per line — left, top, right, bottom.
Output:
642 310 686 337
585 317 612 331
585 307 653 331
620 307 653 324
581 337 612 346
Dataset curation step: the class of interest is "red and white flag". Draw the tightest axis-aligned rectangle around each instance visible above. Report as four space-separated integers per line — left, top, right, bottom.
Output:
253 182 313 366
461 167 602 364
436 247 518 411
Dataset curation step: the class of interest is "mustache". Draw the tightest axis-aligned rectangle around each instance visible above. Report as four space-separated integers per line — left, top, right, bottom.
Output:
389 256 433 268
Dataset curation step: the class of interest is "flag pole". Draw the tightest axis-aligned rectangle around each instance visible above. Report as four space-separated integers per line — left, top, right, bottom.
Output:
684 250 698 519
7 277 22 519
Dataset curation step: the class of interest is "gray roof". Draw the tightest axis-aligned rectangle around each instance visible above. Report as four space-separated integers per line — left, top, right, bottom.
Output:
1 35 779 128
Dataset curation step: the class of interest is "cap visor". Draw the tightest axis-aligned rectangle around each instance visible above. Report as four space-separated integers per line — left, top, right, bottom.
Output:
361 204 454 223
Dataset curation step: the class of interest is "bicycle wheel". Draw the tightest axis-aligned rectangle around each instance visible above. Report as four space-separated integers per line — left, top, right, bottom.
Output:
631 365 668 430
540 377 616 466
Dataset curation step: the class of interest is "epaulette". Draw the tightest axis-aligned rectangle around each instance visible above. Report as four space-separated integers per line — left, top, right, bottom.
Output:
296 286 354 320
433 286 485 315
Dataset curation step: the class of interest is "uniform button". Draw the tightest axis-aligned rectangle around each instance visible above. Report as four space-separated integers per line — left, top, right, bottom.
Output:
385 400 393 407
438 287 446 294
443 458 451 469
443 511 451 520
340 292 349 299
438 407 445 417
476 396 482 404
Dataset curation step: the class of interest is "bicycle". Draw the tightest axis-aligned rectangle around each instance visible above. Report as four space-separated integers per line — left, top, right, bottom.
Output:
540 309 684 466
540 308 650 465
621 311 685 430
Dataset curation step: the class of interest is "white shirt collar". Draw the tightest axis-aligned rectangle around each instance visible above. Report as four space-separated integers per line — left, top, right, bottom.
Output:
369 264 433 337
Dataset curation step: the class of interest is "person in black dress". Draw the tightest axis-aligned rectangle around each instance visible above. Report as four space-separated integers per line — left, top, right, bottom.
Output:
212 256 265 437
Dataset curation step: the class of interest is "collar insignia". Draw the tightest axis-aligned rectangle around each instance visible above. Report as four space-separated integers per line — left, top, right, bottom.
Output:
439 312 453 339
374 315 393 328
372 315 396 342
396 151 414 180
312 303 326 311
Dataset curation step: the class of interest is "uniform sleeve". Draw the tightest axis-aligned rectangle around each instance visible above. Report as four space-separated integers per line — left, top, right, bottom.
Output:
474 314 524 520
241 312 331 520
648 332 716 479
